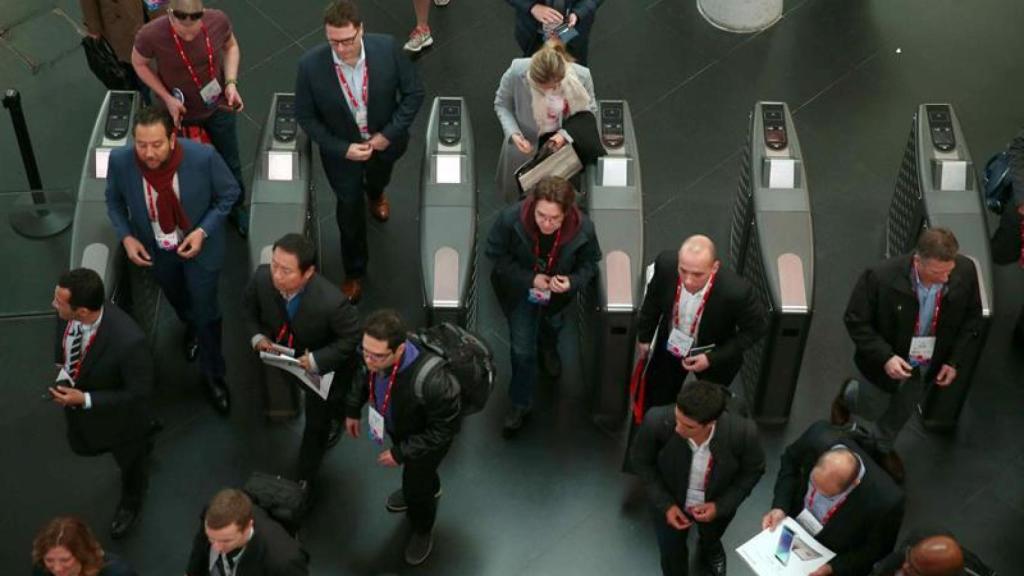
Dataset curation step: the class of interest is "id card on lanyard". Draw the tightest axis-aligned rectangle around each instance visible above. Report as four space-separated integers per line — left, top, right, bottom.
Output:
796 486 847 536
684 454 714 509
144 178 184 251
667 271 716 358
169 20 221 107
909 284 942 367
367 355 401 444
335 62 370 140
529 227 562 306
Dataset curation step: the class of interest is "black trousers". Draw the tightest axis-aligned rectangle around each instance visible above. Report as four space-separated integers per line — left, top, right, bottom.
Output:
401 447 448 534
296 373 349 482
651 506 729 576
110 436 149 507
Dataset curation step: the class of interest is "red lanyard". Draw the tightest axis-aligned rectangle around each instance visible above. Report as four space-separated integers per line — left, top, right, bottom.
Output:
533 227 563 274
169 20 216 92
275 323 294 349
672 270 717 336
334 62 369 115
911 268 943 337
1018 215 1024 268
700 454 714 490
62 322 99 381
368 352 403 414
144 180 170 223
805 486 849 526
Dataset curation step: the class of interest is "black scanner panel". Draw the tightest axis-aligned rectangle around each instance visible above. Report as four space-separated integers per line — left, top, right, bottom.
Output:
438 98 462 146
600 102 624 149
762 104 787 151
104 92 134 140
273 95 297 143
926 104 955 152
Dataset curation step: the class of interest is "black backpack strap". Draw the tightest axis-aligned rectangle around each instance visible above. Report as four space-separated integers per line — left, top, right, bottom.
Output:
412 354 445 403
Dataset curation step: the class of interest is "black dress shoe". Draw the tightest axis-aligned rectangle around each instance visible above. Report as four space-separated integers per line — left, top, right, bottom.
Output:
184 332 199 362
326 418 343 449
701 547 727 576
539 348 562 378
110 502 140 539
204 375 231 415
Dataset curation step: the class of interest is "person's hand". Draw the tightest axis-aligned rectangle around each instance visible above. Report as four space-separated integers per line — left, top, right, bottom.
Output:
547 133 568 150
550 275 571 293
377 449 398 467
637 342 651 359
122 236 153 267
511 133 534 155
50 386 85 407
761 508 786 531
935 363 957 387
809 564 834 576
345 417 361 438
368 132 390 152
689 502 717 523
86 31 101 40
345 142 373 162
223 83 244 111
530 4 564 25
298 351 313 372
884 355 913 380
567 13 578 27
533 274 551 291
176 229 205 259
254 337 274 352
682 353 710 373
162 94 186 127
665 505 692 531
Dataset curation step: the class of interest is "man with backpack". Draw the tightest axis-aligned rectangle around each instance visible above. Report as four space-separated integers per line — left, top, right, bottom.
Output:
344 309 462 566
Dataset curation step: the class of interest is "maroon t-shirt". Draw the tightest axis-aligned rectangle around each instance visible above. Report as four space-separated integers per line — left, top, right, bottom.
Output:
134 10 232 121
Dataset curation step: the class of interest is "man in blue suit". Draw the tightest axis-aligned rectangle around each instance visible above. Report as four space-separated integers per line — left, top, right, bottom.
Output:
505 0 603 65
295 0 424 303
105 105 238 414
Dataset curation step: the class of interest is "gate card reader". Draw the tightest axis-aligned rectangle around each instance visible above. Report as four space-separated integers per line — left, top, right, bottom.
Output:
104 92 134 140
926 104 955 152
600 101 624 149
437 99 462 146
762 104 787 150
273 95 297 143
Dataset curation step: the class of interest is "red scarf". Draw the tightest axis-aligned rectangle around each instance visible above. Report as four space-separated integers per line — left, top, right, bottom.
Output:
135 143 190 234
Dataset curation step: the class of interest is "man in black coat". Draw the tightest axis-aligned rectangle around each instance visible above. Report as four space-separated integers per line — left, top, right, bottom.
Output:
839 228 983 478
242 233 361 486
762 421 905 576
504 0 603 65
49 268 154 539
989 157 1024 344
631 379 765 576
635 235 767 411
294 0 424 303
186 488 308 576
345 309 461 566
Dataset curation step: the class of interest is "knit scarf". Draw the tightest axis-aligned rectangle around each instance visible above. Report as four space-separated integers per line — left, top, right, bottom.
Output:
135 142 190 234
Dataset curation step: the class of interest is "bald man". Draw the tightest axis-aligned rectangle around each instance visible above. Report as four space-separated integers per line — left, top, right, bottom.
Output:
871 531 996 576
634 236 766 411
132 0 249 235
762 421 904 576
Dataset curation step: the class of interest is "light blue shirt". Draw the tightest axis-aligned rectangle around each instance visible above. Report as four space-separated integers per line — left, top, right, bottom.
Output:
330 40 368 127
913 267 943 337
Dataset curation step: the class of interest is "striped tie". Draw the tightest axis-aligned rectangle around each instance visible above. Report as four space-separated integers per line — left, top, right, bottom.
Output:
68 324 83 369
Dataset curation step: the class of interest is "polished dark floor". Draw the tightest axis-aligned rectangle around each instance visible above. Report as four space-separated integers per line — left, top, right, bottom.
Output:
2 0 1024 574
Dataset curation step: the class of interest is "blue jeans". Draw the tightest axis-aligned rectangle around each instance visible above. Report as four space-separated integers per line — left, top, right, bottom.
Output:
506 300 563 408
195 108 245 207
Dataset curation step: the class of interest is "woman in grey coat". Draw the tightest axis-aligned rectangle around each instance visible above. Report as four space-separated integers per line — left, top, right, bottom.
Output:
493 40 598 202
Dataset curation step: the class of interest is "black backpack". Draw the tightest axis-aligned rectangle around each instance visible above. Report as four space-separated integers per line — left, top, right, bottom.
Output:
409 323 495 416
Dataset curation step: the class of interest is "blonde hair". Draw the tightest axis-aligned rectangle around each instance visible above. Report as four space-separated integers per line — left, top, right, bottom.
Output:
528 40 574 85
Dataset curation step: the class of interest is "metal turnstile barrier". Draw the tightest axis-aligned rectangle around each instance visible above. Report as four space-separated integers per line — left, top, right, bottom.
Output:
729 101 814 424
247 92 313 421
70 91 160 332
578 100 644 434
420 97 477 327
885 103 993 431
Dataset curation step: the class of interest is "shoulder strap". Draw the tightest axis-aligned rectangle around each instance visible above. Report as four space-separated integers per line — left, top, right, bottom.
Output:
412 354 445 403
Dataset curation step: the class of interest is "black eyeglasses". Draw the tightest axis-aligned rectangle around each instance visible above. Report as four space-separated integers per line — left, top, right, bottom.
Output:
171 9 204 21
356 345 393 363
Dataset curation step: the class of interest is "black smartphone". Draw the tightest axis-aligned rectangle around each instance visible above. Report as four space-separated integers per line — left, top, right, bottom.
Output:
775 525 796 565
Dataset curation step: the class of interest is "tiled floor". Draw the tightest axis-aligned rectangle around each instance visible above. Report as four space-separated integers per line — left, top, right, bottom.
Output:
1 0 1022 574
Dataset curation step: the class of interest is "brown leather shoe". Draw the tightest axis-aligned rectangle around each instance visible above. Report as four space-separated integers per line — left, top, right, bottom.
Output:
369 194 390 222
341 278 363 303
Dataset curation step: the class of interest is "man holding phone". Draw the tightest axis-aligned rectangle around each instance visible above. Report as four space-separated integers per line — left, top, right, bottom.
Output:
631 380 765 576
505 0 603 65
634 235 767 414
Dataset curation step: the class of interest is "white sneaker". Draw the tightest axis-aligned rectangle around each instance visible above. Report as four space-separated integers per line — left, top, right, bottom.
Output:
403 26 434 52
433 0 450 6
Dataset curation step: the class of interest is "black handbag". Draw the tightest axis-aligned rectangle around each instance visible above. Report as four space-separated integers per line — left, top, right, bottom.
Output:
243 472 307 534
82 36 131 90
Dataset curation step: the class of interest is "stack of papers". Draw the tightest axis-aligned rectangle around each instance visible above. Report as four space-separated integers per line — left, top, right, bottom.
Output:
259 344 335 400
736 517 835 575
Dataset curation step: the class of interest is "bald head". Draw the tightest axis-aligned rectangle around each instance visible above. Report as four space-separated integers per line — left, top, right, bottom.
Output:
169 0 204 11
677 235 720 294
904 535 964 576
810 447 860 497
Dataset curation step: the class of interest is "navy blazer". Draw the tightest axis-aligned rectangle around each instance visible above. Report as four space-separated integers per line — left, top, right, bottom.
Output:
294 34 424 180
105 138 239 271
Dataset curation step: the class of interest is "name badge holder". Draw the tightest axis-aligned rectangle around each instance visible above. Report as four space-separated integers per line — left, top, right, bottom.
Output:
795 508 824 536
528 288 552 305
368 406 385 444
666 271 717 359
666 328 694 358
366 352 402 446
908 336 936 367
200 78 222 108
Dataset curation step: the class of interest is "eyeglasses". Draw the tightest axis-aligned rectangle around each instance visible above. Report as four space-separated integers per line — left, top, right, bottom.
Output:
357 345 393 363
171 9 204 21
328 30 361 47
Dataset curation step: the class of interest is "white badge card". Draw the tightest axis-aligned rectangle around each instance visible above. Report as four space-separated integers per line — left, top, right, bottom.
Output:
908 336 936 365
666 328 694 358
151 223 183 251
368 405 385 444
528 288 552 305
200 79 222 106
795 508 824 536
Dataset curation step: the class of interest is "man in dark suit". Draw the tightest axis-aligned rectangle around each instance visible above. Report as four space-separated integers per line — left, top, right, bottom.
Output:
761 421 905 576
505 0 603 65
106 105 239 414
990 167 1024 344
631 379 765 576
186 488 308 576
242 233 361 486
49 268 154 539
635 235 767 412
870 531 996 576
838 228 983 480
295 0 424 303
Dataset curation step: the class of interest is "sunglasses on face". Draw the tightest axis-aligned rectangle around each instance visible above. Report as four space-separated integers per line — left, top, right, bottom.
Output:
171 9 204 21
